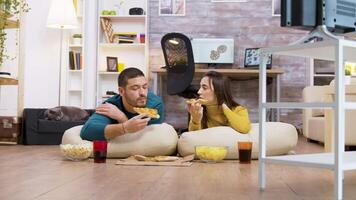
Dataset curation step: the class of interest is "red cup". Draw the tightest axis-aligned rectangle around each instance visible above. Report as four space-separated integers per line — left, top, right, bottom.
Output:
93 140 107 163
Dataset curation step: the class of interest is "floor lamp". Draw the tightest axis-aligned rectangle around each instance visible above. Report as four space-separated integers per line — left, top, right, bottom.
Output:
46 0 77 106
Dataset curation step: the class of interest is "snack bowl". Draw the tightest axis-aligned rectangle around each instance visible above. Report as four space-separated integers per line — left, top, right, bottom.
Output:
60 143 92 161
195 146 228 163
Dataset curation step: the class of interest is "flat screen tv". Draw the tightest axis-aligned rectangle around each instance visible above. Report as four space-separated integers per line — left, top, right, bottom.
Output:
281 0 356 33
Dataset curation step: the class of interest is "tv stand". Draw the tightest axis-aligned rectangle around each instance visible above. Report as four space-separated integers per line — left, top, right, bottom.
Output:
293 25 342 44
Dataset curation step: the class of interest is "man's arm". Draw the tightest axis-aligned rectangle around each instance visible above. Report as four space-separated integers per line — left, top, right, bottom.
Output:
80 113 117 141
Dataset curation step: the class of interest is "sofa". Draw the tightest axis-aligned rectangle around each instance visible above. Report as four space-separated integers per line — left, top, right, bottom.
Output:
23 108 94 145
302 78 356 147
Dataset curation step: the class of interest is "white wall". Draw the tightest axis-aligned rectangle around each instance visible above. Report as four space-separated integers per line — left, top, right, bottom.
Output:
21 0 64 108
3 0 99 112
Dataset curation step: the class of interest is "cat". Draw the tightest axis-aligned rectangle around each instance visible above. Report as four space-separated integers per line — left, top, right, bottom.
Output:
43 106 90 122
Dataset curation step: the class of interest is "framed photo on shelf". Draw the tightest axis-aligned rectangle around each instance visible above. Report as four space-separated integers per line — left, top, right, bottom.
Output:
106 57 118 72
159 0 185 16
272 0 281 16
244 48 272 69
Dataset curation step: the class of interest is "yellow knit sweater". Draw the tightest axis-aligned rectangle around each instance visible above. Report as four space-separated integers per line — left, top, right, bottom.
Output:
188 105 251 133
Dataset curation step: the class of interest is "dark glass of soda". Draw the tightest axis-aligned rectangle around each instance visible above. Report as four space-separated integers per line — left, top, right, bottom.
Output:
238 141 252 164
93 140 107 163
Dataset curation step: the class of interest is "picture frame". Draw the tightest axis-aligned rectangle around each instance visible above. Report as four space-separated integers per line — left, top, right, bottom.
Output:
272 0 281 16
159 0 185 16
106 57 118 72
244 48 272 69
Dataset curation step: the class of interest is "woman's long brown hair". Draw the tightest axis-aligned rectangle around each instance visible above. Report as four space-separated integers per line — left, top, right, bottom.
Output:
201 71 240 128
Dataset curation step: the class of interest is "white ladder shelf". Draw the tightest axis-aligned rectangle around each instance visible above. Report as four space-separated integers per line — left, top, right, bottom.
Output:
258 38 356 200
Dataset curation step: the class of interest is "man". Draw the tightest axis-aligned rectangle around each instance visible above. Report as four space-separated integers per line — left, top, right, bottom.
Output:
80 68 164 141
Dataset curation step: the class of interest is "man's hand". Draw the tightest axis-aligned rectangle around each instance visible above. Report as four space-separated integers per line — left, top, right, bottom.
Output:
187 101 203 124
96 103 128 123
123 114 151 133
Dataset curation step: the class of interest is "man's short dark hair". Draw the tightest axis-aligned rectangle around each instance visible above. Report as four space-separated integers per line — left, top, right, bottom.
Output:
118 68 145 87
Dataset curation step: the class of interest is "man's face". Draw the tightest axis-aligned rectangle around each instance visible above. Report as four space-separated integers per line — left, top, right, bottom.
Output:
120 76 148 107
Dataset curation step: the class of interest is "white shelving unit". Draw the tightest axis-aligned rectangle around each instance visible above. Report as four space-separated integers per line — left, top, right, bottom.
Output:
259 39 356 200
307 58 335 86
65 0 85 107
96 0 148 105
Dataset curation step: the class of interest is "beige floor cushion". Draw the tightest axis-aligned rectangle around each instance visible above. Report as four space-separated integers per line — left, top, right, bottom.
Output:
62 123 178 158
178 122 298 159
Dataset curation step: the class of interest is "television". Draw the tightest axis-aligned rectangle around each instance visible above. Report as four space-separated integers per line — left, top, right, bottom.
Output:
281 0 356 33
191 38 234 64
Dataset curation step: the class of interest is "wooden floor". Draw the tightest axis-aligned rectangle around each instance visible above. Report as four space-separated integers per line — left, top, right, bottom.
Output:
1 137 356 200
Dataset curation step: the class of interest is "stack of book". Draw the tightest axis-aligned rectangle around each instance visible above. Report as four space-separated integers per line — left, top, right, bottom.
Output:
69 51 83 70
113 32 137 44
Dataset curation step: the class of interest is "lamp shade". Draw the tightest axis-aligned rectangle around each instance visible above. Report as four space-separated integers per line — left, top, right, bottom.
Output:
46 0 77 29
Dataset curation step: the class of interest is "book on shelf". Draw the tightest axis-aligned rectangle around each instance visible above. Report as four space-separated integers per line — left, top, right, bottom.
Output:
68 51 83 70
118 39 134 44
113 32 137 44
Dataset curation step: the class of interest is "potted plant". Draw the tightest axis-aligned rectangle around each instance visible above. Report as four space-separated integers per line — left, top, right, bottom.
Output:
0 0 30 69
72 33 82 45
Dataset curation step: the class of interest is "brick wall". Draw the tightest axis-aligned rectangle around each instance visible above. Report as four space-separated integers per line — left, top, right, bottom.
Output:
148 0 310 129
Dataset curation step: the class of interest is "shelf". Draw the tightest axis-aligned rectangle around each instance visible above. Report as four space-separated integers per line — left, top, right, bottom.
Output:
0 77 18 85
259 36 356 199
98 71 120 75
68 89 82 92
262 102 335 109
100 15 146 20
99 43 145 48
262 40 356 62
0 19 19 29
69 44 82 48
68 70 83 73
264 151 356 171
314 74 335 77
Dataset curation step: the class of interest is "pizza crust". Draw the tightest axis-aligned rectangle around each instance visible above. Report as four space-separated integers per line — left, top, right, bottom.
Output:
133 107 160 119
186 98 208 105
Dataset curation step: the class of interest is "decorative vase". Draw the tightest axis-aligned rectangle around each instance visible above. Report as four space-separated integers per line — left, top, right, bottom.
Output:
345 75 351 85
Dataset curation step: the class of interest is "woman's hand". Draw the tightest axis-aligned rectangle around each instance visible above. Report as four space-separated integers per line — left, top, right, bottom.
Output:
222 103 228 110
96 103 128 122
187 101 203 124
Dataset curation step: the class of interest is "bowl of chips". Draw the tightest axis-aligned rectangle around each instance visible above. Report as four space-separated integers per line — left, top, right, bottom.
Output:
60 143 92 161
195 146 228 163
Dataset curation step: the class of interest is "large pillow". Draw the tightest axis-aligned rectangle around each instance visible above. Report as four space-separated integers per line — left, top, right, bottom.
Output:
178 122 298 159
62 123 178 158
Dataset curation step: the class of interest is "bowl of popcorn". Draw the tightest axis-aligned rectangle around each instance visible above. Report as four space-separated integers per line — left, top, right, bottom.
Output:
60 143 92 161
195 146 228 163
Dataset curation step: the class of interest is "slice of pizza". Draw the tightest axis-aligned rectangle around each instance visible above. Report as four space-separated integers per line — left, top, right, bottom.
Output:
133 107 160 119
133 155 179 162
186 98 208 105
154 156 179 162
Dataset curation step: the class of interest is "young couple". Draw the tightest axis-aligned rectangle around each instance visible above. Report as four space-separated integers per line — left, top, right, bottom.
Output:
80 68 251 141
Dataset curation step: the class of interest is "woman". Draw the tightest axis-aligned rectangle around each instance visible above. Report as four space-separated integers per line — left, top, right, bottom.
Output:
187 71 251 133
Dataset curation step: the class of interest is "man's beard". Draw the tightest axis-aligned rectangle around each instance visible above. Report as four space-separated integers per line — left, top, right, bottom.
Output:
124 94 147 107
